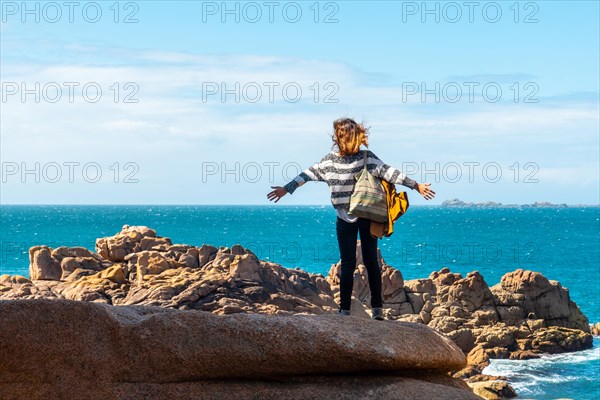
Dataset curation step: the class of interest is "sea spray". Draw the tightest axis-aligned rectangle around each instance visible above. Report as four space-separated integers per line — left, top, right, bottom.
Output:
483 337 600 399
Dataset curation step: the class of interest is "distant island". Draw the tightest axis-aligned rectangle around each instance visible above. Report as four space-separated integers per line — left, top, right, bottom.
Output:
441 199 569 208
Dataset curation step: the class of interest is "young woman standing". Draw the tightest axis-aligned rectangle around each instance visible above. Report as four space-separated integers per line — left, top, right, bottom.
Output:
267 118 436 320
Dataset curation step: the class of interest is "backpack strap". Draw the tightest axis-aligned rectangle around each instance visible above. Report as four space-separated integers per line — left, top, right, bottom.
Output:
363 150 368 171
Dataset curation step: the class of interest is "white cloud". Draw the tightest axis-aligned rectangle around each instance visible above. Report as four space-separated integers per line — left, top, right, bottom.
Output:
103 119 157 130
1 42 598 204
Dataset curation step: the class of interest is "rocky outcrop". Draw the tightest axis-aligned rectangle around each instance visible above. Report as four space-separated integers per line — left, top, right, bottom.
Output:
28 245 113 281
323 247 592 398
95 225 172 261
491 269 589 331
326 260 591 364
468 380 519 400
590 322 600 336
117 244 337 315
0 299 477 400
1 225 595 399
3 226 337 316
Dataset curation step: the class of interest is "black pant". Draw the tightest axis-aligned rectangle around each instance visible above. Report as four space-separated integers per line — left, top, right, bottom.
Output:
336 216 383 311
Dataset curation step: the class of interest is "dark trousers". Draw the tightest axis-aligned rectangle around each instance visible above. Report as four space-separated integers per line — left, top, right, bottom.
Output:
336 216 383 311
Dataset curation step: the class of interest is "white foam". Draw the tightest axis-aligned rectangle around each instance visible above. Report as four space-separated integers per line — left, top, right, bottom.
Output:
482 337 600 397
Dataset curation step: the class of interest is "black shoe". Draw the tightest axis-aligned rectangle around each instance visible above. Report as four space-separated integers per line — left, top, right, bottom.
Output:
371 307 384 320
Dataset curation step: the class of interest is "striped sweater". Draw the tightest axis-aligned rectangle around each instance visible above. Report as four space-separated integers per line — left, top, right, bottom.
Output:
284 149 418 210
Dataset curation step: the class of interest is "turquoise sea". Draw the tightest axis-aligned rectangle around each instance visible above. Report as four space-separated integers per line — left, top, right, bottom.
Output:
1 205 599 399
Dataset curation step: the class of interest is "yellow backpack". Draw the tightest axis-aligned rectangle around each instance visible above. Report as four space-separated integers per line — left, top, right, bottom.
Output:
369 180 409 239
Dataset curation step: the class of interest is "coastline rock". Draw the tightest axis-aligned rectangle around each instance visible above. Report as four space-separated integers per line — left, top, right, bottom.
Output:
447 327 476 353
8 226 338 316
125 250 186 282
2 226 596 399
492 269 589 332
468 380 518 399
447 271 496 313
0 299 477 400
117 245 338 315
95 225 169 261
404 278 435 295
590 322 600 336
0 274 60 300
509 350 541 360
527 326 593 353
53 265 128 303
29 245 111 281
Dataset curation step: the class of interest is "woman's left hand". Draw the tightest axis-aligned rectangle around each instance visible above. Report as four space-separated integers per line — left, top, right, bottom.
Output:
267 186 288 203
416 183 436 200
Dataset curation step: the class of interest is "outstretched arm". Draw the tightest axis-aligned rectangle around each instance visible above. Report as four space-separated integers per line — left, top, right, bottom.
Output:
368 150 436 200
282 160 326 194
267 158 327 203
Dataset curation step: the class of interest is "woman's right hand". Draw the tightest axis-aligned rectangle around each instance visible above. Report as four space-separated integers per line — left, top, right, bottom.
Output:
416 183 436 200
267 186 288 203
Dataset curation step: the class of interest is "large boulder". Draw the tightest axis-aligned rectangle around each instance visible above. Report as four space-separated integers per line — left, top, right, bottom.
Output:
468 380 518 399
446 271 495 313
2 375 480 400
29 245 110 281
591 322 600 336
0 299 477 400
95 225 170 261
525 326 593 353
492 269 590 331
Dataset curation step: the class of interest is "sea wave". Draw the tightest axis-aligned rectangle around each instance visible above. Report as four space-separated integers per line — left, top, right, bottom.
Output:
482 337 600 399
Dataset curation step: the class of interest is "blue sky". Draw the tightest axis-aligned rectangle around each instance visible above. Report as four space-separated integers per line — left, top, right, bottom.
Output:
1 0 599 205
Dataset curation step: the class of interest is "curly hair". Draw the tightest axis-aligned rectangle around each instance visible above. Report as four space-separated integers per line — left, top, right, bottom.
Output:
331 117 370 157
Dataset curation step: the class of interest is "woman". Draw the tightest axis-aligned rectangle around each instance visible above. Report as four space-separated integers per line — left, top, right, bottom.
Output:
267 118 435 320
